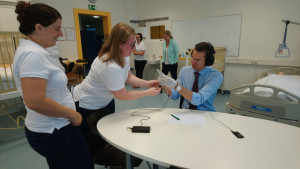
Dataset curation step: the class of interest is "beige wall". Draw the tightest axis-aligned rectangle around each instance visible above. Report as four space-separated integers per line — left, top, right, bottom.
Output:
0 0 31 31
0 4 19 31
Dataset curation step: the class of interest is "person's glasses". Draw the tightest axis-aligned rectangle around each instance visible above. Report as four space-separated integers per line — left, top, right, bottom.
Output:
126 42 136 49
190 56 202 63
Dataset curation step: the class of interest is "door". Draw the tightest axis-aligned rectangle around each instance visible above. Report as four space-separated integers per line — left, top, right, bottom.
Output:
73 9 111 75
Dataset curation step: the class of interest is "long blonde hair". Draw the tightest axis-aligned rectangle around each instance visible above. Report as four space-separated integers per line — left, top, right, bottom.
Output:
98 23 135 68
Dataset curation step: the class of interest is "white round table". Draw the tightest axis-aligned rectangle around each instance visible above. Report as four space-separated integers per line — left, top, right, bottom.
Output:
97 108 300 169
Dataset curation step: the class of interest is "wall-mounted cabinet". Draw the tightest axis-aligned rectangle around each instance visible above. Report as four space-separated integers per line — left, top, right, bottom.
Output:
150 25 165 39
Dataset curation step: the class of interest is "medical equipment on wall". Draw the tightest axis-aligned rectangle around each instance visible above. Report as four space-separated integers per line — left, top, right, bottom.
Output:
275 19 300 57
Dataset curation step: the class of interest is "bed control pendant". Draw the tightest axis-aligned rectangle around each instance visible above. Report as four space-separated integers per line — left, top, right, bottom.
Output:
275 19 300 58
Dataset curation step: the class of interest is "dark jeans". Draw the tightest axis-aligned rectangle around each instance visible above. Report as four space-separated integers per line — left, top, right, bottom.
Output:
75 99 115 145
25 124 94 169
162 62 178 80
134 60 147 79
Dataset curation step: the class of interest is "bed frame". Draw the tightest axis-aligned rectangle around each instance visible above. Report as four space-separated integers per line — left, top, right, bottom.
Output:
0 32 25 130
226 67 300 127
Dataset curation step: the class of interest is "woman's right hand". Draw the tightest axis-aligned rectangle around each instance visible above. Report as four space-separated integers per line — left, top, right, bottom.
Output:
69 111 82 126
147 87 161 96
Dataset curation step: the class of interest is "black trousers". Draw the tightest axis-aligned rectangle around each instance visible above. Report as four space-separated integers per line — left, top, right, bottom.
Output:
162 62 178 80
25 125 94 169
75 99 115 145
134 60 147 79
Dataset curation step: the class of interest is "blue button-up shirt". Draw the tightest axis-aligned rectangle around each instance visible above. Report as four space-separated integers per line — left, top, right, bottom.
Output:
170 66 223 111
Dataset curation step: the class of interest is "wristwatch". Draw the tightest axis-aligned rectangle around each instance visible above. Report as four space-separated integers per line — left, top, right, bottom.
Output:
174 83 182 91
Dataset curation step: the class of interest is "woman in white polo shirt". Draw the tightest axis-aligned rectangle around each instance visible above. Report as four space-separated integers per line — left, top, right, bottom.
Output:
13 2 94 169
132 33 147 89
73 23 161 143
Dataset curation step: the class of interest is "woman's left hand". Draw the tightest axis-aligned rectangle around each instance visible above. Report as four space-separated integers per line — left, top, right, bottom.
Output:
147 80 159 88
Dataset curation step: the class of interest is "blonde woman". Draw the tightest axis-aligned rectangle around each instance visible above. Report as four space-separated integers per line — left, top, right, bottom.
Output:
162 30 179 80
73 23 161 142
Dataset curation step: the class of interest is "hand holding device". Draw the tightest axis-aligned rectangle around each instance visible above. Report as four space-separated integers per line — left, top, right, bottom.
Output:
147 80 159 88
147 87 161 96
157 69 177 88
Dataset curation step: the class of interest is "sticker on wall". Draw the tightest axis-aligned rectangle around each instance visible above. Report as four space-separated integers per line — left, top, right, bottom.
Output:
66 27 75 41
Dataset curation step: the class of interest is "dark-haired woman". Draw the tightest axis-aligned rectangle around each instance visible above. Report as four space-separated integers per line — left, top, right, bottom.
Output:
132 33 146 88
13 1 94 169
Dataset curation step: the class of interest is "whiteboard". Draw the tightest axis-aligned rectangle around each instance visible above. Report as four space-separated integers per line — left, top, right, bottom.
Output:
172 14 242 56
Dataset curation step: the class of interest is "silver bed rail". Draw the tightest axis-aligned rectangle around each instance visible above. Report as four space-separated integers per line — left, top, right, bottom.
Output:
232 83 300 102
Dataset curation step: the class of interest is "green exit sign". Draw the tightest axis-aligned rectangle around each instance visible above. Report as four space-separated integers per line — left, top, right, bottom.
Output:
88 4 96 10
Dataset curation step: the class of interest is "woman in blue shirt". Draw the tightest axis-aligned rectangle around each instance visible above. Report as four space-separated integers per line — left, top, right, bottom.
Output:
162 30 179 80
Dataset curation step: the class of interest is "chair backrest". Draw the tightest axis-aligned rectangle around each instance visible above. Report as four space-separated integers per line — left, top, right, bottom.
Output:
179 95 184 109
86 109 143 167
87 108 110 136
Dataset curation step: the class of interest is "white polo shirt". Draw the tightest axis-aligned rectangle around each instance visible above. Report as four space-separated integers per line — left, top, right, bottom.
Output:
73 53 130 110
13 39 75 134
46 45 65 72
134 41 146 60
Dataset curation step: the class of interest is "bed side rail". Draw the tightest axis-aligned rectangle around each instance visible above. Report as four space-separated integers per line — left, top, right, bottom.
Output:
231 84 300 102
261 67 300 77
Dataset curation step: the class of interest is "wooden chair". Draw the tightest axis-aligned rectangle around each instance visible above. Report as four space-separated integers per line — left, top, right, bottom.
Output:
63 60 83 85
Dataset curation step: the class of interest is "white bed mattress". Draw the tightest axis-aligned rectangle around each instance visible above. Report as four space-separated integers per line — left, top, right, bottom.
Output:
242 74 300 102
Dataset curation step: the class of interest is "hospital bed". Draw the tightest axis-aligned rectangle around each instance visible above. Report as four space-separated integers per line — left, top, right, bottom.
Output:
0 32 25 130
226 67 300 127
